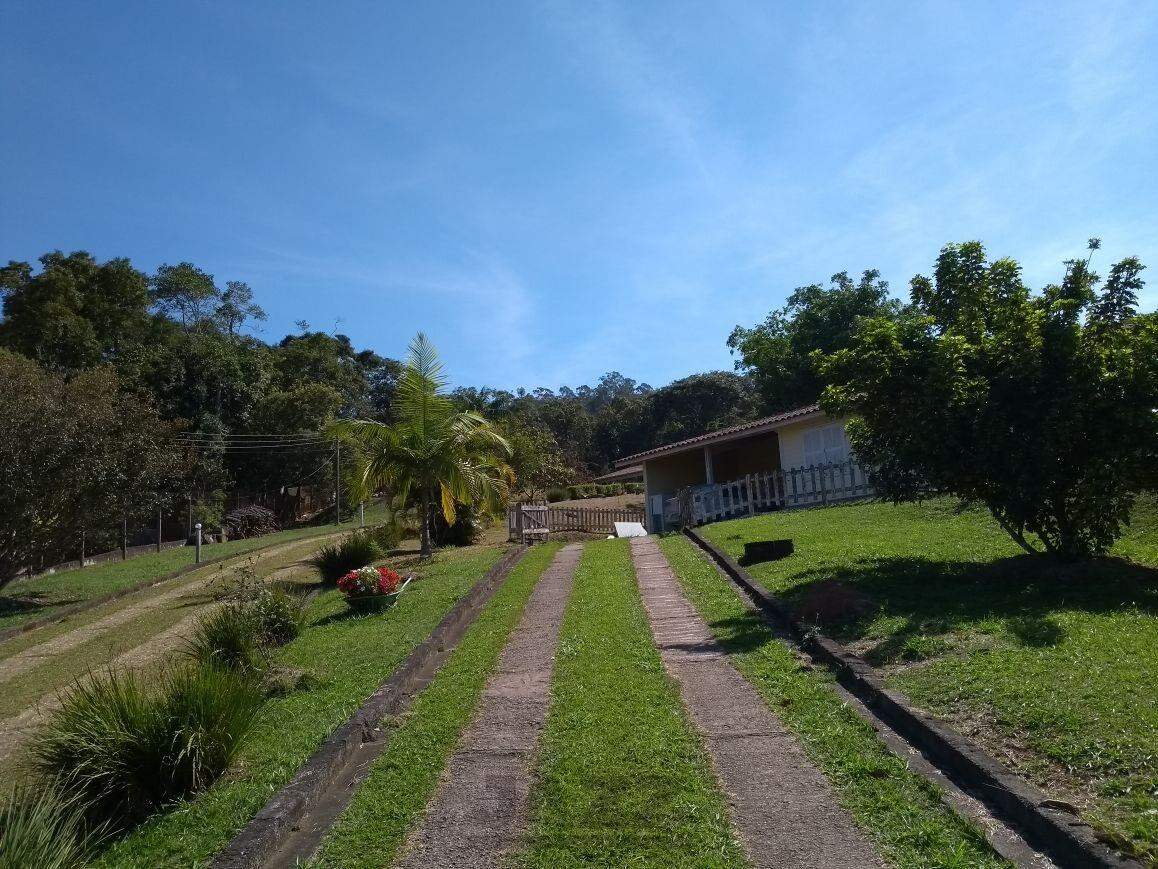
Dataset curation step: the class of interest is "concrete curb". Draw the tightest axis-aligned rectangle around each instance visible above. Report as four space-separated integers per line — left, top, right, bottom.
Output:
683 527 1141 869
211 545 530 869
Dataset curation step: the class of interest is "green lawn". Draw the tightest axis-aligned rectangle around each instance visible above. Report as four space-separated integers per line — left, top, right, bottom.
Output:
659 534 1006 868
312 542 563 868
0 503 390 633
700 495 1158 863
89 544 504 868
514 539 748 869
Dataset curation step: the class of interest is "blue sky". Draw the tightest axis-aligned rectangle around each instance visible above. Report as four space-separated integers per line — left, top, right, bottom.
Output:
3 1 1156 390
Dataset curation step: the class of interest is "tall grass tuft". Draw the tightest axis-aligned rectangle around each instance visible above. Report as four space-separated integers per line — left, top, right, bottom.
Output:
33 665 262 821
252 585 308 646
185 604 262 672
0 780 97 869
309 531 383 583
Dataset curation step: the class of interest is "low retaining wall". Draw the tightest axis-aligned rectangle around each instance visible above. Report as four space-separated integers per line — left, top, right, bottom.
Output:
684 527 1140 869
212 545 530 869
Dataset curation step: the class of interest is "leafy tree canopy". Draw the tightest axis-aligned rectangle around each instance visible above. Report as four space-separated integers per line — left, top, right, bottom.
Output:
729 269 900 412
817 240 1157 559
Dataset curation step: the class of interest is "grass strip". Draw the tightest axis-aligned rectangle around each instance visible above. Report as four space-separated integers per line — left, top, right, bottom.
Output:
659 534 1008 869
310 542 564 868
515 539 748 869
0 502 391 633
88 545 504 868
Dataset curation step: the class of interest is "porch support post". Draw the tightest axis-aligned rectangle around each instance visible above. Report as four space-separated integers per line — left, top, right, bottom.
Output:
703 446 715 484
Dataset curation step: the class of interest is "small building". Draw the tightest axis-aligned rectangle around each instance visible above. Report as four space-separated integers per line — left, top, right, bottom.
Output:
612 404 866 531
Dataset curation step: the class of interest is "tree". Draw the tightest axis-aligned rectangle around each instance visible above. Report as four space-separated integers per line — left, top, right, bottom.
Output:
816 240 1157 559
214 281 266 336
0 350 186 586
332 333 513 557
151 262 220 328
0 251 150 371
648 371 759 446
503 419 571 500
729 270 900 412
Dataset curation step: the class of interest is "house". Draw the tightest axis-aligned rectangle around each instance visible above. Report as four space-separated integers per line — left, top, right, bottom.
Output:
591 465 643 485
611 404 867 531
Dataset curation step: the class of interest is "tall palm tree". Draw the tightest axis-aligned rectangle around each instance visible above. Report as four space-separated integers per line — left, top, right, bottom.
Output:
331 333 513 557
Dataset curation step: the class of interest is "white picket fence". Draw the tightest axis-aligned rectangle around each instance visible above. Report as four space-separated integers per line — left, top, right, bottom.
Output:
678 459 873 526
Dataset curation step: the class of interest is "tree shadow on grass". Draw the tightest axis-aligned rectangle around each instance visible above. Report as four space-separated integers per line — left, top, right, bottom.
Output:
0 593 57 620
770 554 1158 666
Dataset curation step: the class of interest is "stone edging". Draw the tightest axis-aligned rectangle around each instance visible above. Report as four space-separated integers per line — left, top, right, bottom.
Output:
0 526 357 644
683 527 1141 869
211 545 530 869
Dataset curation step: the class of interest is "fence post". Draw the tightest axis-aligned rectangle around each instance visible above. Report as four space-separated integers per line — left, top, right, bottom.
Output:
121 516 128 561
156 509 162 553
195 523 202 563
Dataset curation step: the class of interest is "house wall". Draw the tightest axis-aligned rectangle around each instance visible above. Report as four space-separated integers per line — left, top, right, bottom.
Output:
709 432 780 480
777 414 852 469
642 449 705 531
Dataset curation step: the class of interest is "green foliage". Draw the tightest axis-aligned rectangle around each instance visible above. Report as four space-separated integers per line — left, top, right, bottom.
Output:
250 586 308 646
544 488 570 503
817 240 1157 558
0 781 98 869
185 604 262 673
333 333 513 557
503 418 571 500
0 349 187 586
369 521 404 553
33 665 261 821
309 531 383 583
730 269 900 412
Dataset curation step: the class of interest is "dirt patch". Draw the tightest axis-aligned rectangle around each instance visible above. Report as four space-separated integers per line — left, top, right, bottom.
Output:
548 494 643 510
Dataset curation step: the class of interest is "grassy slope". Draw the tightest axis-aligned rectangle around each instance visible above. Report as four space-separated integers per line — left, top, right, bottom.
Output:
515 539 748 869
311 542 563 868
90 545 504 869
0 503 390 633
0 537 328 727
660 534 1006 868
701 495 1158 862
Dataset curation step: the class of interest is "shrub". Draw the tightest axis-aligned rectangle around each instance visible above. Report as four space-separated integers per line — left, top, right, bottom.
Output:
0 780 96 869
370 521 403 552
431 503 481 547
545 488 569 503
185 604 261 673
223 505 278 539
310 531 383 583
33 665 262 821
251 586 307 646
624 482 644 494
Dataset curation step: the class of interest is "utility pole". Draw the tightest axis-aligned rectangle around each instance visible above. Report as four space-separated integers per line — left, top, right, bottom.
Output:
334 441 341 525
121 516 128 560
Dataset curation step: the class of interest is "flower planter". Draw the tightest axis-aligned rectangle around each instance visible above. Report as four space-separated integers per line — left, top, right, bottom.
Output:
338 566 412 615
345 592 401 613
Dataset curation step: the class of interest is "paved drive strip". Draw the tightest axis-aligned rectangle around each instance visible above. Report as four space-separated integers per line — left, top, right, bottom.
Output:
397 543 583 869
630 536 883 869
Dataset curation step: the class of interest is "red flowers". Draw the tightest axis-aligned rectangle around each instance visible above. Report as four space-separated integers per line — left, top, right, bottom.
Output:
338 565 403 596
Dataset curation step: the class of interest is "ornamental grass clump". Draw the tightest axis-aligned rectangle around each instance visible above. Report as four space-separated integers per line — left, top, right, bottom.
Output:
310 531 384 583
33 665 262 822
0 780 99 869
184 603 262 673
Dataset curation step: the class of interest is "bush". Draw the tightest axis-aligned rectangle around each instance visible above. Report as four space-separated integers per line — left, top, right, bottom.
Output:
625 482 644 494
370 521 403 552
310 531 383 583
251 586 307 646
223 505 278 539
545 488 569 503
431 503 482 547
0 780 96 869
185 604 261 673
33 665 262 821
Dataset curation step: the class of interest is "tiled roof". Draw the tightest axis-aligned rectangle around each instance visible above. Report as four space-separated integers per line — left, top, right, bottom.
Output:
613 404 822 468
